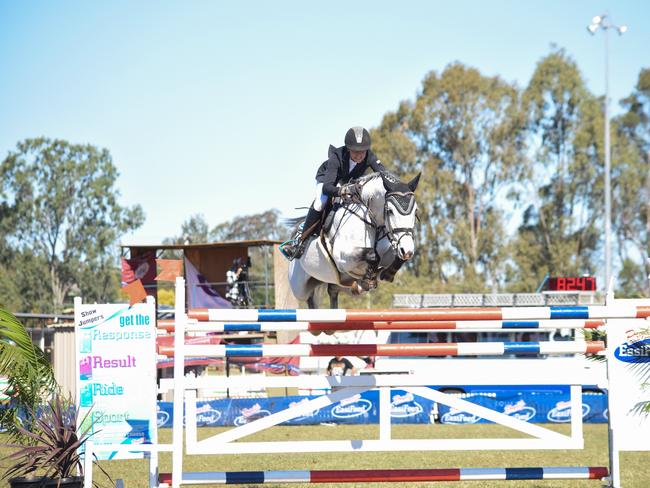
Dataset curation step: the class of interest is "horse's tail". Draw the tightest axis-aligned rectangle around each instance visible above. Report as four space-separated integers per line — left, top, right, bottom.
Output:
283 215 306 232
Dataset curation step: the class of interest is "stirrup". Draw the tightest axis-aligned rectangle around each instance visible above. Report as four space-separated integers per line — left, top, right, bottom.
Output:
279 239 298 260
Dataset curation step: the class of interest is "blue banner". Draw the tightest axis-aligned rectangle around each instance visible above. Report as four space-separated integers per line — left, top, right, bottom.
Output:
156 389 608 428
436 392 608 424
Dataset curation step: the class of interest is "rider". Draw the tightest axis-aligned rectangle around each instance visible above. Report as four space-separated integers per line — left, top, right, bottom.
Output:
282 126 387 259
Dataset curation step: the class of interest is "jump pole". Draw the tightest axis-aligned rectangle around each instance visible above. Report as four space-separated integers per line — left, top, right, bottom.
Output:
188 306 650 322
159 466 608 485
158 341 605 358
157 318 604 332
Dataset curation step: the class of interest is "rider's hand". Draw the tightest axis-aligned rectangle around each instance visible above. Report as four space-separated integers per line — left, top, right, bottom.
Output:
339 183 358 201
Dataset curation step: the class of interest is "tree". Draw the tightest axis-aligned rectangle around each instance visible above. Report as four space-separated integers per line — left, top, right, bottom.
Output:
0 251 51 312
509 49 602 290
372 62 526 290
614 68 650 296
0 138 144 312
163 214 210 246
210 209 285 242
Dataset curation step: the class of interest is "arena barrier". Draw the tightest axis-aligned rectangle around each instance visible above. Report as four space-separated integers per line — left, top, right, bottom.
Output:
80 278 649 488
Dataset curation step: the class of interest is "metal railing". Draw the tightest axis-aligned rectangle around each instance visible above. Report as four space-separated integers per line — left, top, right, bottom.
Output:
392 292 604 308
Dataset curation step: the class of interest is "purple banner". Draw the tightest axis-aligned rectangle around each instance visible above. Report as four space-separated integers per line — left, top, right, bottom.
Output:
184 257 232 309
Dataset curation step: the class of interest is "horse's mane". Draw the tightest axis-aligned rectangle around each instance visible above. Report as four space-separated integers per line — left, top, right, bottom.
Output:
353 170 400 185
283 171 404 229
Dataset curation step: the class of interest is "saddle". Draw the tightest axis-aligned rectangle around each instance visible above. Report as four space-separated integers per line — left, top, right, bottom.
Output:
322 202 340 235
317 202 368 289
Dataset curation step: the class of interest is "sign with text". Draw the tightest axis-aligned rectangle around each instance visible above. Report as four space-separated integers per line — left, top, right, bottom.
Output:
74 298 157 460
607 306 650 452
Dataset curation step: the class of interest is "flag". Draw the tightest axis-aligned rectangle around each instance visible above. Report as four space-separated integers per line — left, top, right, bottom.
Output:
121 253 157 297
123 279 147 306
184 257 232 309
155 259 183 282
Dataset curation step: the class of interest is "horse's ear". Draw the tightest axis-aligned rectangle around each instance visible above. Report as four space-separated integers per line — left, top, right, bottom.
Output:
380 172 396 191
407 173 421 192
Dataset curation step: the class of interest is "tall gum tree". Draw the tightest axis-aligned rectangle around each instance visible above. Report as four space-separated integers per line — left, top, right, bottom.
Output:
510 49 602 290
615 68 650 296
0 138 144 311
373 62 526 291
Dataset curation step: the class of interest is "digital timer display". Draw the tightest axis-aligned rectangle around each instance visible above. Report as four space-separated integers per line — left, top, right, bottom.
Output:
548 276 597 291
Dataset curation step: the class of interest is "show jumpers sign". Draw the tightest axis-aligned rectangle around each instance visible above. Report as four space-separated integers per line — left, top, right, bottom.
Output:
74 297 157 460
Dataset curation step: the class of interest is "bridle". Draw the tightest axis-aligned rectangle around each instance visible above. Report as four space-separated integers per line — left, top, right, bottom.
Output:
383 190 416 254
334 180 416 256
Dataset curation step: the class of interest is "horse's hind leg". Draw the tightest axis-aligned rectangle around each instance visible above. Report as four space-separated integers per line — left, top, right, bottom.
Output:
327 284 340 309
307 294 317 309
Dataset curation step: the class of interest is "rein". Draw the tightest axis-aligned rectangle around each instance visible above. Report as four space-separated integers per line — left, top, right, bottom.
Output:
331 179 415 255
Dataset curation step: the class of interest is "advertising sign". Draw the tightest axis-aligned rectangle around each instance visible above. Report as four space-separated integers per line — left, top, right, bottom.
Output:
74 298 157 460
607 314 650 452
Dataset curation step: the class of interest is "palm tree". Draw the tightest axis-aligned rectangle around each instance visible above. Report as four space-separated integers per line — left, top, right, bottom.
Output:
0 308 56 439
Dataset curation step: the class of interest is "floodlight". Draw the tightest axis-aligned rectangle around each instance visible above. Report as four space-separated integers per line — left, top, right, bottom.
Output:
586 11 628 294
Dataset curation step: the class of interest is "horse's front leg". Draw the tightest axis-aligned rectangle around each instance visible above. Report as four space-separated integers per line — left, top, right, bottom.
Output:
327 283 340 309
364 248 380 289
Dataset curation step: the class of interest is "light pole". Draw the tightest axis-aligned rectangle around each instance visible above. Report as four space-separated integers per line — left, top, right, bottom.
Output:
587 14 627 293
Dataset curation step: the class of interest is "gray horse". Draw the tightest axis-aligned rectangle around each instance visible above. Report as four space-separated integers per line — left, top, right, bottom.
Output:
288 171 420 308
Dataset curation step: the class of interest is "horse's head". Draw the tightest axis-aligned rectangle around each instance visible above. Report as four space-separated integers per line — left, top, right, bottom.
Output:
379 172 420 261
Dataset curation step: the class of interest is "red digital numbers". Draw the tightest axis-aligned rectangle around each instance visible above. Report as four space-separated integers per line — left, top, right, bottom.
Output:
548 277 596 291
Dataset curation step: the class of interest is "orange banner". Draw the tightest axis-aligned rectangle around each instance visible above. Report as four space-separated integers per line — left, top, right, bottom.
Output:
155 259 183 282
123 279 147 306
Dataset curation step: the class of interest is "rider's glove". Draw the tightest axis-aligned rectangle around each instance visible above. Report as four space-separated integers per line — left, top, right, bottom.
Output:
339 183 358 201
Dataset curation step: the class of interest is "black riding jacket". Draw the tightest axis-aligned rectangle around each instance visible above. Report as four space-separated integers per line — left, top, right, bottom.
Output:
315 145 386 198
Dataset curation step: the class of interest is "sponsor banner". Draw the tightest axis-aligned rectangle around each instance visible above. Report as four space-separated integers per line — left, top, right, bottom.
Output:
154 389 607 427
75 301 157 460
156 390 436 427
607 315 650 451
437 391 607 424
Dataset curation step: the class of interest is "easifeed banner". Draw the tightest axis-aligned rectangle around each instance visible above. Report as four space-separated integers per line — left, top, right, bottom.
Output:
74 299 157 460
436 392 607 424
155 389 608 428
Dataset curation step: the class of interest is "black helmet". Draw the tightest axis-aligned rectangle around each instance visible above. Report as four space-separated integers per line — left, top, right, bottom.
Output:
344 126 371 151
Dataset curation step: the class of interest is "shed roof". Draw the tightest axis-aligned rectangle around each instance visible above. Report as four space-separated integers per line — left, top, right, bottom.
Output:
120 239 281 252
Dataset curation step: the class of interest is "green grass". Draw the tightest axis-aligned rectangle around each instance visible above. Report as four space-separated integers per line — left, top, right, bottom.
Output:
2 424 649 487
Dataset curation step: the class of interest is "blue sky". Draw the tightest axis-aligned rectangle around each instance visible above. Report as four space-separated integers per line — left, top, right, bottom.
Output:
1 1 648 245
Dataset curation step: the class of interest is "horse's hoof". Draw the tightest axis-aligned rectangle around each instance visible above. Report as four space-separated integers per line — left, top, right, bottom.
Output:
350 281 364 295
358 280 375 292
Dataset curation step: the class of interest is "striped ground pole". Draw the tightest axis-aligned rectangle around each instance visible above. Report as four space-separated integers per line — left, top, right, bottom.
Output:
158 467 608 484
188 305 650 323
158 340 605 358
157 318 605 333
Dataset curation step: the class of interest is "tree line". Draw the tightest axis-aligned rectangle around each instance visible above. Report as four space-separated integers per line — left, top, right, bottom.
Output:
370 49 649 296
1 49 648 312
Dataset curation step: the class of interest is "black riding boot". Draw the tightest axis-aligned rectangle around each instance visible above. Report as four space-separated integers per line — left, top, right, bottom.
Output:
292 206 323 259
302 205 323 238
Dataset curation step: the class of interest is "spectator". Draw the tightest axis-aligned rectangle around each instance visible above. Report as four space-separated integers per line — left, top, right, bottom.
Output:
327 356 357 376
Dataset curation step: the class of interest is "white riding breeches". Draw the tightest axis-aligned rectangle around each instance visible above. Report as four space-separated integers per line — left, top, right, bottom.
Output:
313 182 329 212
